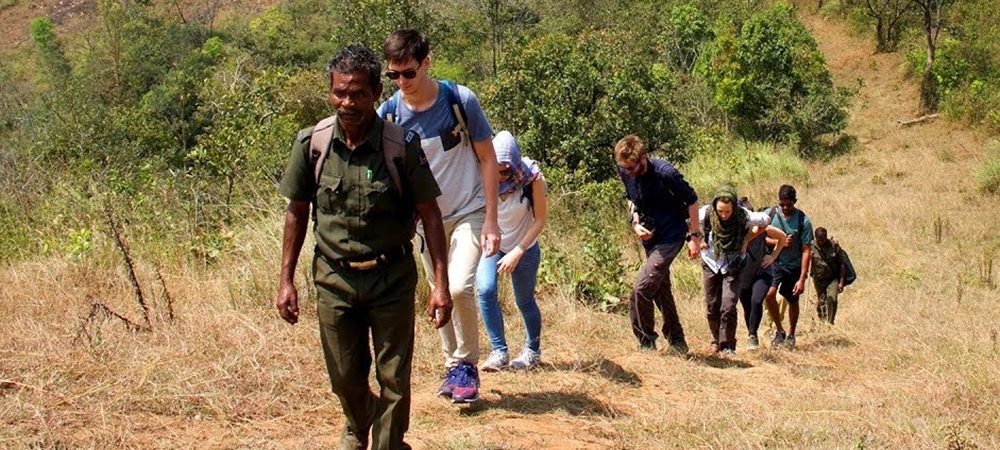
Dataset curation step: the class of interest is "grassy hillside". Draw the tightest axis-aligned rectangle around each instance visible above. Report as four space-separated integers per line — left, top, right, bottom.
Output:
2 6 999 450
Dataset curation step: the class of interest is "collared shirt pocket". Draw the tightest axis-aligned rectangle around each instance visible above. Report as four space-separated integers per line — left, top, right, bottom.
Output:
317 173 343 214
364 177 396 218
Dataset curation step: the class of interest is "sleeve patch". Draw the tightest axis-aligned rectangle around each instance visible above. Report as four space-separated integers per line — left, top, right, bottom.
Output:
405 130 417 144
417 147 429 167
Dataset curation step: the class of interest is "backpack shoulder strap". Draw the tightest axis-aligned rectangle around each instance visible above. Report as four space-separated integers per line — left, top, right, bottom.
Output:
381 120 407 196
383 91 401 123
440 80 470 146
310 116 338 185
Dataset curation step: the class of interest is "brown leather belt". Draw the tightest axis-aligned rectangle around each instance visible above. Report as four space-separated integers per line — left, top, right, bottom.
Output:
333 243 411 271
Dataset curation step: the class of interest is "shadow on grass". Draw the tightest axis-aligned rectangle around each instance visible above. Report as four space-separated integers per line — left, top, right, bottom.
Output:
546 358 641 387
684 353 754 369
801 133 858 161
804 335 855 349
461 390 625 418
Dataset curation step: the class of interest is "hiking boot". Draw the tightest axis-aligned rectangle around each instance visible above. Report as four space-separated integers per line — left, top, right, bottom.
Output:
638 340 657 351
771 330 787 347
785 335 796 349
720 348 735 357
746 335 760 351
449 362 480 403
481 350 509 372
510 348 541 371
667 341 689 355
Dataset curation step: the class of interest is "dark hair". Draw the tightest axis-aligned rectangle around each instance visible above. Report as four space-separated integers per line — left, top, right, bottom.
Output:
778 184 797 201
327 45 381 92
815 227 828 239
384 29 430 65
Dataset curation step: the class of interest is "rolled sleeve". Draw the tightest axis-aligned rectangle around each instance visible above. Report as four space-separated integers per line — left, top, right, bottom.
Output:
278 127 315 201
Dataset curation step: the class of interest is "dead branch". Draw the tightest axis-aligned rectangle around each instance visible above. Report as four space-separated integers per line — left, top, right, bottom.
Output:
156 266 176 322
898 113 940 127
73 301 147 345
105 207 150 327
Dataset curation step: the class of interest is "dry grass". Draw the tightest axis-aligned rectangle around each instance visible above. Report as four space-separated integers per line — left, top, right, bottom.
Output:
3 8 1000 450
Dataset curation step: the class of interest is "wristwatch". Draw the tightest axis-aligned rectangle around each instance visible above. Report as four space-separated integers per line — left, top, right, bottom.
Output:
687 231 702 241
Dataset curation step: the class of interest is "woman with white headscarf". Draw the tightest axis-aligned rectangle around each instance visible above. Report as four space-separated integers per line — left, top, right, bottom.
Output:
477 131 547 371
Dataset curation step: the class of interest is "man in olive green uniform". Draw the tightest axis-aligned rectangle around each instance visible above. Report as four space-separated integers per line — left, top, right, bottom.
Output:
275 45 452 450
809 227 846 325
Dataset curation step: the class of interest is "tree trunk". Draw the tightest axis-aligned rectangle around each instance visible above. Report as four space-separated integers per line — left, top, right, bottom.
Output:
918 3 938 112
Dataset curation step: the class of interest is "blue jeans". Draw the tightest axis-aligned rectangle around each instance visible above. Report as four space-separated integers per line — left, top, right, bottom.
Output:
476 243 542 354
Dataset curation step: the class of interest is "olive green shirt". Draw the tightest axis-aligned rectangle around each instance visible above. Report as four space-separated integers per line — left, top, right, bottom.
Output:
810 241 844 282
278 116 441 262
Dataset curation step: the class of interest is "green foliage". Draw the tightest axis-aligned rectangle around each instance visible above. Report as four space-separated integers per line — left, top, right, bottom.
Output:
975 142 1000 195
240 1 336 67
329 0 435 53
540 176 632 313
665 3 714 73
683 139 810 202
488 30 685 183
30 17 71 81
696 3 851 145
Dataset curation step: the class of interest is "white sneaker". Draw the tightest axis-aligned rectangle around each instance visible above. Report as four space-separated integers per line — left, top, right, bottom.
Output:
481 350 509 372
510 348 541 371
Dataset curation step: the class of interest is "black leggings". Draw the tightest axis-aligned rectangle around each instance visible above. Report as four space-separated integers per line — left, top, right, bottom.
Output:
739 268 773 338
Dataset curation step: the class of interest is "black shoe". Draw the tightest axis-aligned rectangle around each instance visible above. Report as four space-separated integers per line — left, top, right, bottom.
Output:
771 330 787 347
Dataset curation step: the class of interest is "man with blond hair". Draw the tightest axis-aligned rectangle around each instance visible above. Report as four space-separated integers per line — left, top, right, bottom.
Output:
615 135 701 354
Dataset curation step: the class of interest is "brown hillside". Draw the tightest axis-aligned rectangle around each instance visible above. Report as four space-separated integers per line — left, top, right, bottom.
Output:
1 4 998 450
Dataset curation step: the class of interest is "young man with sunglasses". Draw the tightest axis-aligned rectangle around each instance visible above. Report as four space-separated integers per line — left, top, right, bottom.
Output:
378 29 501 404
615 135 701 354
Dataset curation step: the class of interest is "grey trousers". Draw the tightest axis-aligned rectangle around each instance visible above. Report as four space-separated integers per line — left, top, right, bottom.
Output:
629 240 686 348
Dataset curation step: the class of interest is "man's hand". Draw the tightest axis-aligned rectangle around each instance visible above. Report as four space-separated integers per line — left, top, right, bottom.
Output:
792 280 805 297
837 282 845 293
427 286 453 329
497 247 523 274
481 219 501 258
687 238 701 259
276 282 300 325
633 222 654 241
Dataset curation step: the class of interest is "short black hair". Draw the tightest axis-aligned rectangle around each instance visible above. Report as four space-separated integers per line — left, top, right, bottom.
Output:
327 45 381 92
778 184 797 201
815 227 828 239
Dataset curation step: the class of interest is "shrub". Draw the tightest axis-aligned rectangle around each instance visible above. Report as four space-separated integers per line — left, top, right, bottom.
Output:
975 142 1000 195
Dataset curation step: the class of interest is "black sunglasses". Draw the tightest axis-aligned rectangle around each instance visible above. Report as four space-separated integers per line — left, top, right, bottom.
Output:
385 63 421 80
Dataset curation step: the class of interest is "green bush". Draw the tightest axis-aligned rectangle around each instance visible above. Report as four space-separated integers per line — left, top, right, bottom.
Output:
696 3 851 145
975 142 1000 195
487 30 685 182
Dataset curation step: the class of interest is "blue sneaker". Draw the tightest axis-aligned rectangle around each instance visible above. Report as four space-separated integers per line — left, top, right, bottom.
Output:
449 361 480 403
437 366 459 398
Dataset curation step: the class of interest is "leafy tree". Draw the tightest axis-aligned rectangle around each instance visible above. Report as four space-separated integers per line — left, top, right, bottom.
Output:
665 3 714 73
848 0 916 53
476 0 539 76
913 0 959 113
696 3 851 146
487 31 684 182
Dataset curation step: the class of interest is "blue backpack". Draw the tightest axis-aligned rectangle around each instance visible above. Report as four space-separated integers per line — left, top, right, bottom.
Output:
381 80 470 147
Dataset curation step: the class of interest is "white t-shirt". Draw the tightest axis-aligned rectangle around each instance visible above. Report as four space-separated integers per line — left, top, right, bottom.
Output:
698 205 771 274
497 187 536 254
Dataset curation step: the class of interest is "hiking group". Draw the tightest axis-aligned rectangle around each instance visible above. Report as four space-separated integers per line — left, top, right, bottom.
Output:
274 30 854 450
